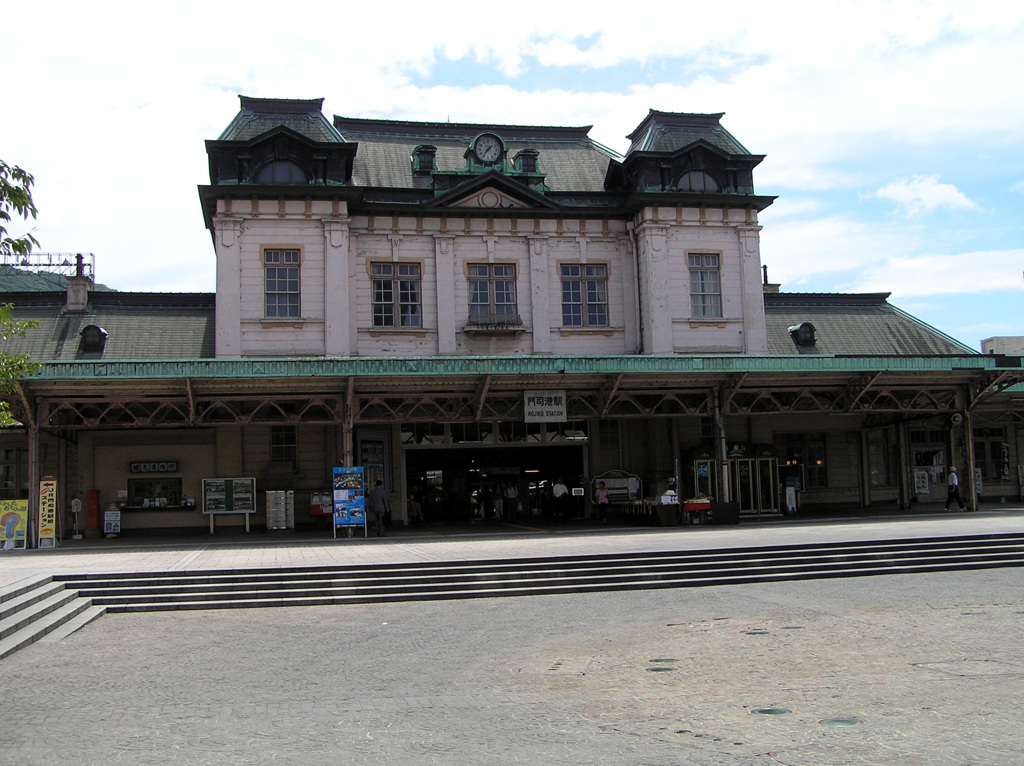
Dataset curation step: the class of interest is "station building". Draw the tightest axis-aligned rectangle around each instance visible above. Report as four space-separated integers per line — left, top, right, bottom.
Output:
2 97 1022 541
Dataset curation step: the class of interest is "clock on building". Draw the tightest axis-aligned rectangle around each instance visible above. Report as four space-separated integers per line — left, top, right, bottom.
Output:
474 134 503 164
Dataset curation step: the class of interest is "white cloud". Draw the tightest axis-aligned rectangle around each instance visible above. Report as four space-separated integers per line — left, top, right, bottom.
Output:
872 175 979 217
758 215 922 287
846 250 1024 297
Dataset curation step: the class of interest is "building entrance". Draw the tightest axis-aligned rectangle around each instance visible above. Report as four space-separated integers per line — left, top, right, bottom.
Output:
404 445 585 523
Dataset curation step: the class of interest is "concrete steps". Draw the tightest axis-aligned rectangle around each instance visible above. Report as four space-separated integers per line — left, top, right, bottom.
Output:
0 575 105 660
53 532 1024 613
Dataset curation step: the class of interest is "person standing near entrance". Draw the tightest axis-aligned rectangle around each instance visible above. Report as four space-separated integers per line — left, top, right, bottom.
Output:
504 482 518 521
594 481 610 523
944 466 967 512
368 480 391 536
494 484 504 521
552 478 569 522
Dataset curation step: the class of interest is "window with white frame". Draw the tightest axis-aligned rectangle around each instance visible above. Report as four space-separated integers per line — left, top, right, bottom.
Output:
264 249 300 318
561 264 608 327
371 262 422 327
688 253 721 318
468 263 518 323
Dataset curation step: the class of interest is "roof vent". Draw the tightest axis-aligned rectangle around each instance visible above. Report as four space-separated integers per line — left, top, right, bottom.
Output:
80 324 108 353
788 322 816 348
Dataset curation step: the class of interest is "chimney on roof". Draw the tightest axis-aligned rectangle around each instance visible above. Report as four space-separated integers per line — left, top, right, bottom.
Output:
762 264 780 294
65 254 92 312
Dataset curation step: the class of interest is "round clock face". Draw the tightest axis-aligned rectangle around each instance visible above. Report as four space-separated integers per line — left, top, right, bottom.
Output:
475 135 502 163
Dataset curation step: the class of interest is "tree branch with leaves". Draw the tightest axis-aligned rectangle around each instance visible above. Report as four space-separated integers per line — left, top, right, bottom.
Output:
0 160 42 425
1 160 39 257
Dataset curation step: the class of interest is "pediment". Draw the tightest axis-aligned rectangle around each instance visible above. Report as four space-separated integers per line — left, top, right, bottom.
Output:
426 171 558 211
449 186 528 209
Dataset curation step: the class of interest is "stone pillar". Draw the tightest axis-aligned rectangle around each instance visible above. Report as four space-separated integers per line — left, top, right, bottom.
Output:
213 215 243 358
324 217 352 357
737 225 768 353
528 236 550 354
634 221 672 355
434 235 457 355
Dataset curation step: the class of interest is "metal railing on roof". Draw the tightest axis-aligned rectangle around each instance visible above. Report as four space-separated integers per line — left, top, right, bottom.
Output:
0 252 94 280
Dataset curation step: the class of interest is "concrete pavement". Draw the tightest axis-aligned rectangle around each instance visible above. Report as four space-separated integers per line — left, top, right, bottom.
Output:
0 507 1021 764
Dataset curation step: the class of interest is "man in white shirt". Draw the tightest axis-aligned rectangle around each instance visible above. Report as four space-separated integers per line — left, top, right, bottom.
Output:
552 478 569 523
944 466 967 512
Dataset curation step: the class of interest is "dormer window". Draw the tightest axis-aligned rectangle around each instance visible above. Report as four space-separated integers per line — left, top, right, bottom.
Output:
413 145 437 173
255 160 308 184
676 170 720 193
80 324 108 353
789 322 817 347
514 149 539 174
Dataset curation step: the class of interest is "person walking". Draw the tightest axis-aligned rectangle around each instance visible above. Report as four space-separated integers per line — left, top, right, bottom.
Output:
944 466 967 512
552 478 569 523
367 480 391 536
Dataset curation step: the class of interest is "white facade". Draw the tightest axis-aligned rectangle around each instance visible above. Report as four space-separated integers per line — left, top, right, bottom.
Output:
212 200 768 359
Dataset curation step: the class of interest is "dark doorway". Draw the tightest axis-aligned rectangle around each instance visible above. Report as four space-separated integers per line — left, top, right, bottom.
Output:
405 445 585 522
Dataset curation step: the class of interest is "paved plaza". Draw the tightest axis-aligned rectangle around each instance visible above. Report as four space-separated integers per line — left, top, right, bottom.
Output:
0 509 1022 765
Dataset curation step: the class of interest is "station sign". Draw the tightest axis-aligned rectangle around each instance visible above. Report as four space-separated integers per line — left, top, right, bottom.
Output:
524 390 566 423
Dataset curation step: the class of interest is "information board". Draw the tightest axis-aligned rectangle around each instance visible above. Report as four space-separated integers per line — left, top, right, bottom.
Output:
202 478 256 515
333 466 366 535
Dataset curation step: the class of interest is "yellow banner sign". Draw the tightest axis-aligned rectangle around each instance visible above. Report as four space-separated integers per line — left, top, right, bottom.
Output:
38 477 58 548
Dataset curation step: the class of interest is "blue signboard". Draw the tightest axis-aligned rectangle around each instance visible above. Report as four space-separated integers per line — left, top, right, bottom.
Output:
333 466 366 534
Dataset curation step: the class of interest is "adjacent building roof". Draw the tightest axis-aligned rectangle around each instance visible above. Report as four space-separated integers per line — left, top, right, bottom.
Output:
764 292 976 356
1 291 215 361
0 287 976 364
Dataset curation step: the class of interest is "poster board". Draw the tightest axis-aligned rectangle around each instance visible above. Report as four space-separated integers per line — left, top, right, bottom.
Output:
0 499 28 550
202 478 256 515
333 467 366 536
103 509 121 535
913 469 930 495
592 470 642 503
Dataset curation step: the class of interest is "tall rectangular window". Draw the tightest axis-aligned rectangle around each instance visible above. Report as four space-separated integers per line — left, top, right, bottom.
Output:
688 253 721 318
468 263 518 322
782 433 827 488
561 264 608 326
271 425 297 467
264 249 300 318
973 426 1009 481
372 262 422 327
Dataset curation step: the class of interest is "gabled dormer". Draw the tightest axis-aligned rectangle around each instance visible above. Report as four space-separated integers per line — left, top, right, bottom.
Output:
611 110 765 197
428 132 548 195
205 96 357 187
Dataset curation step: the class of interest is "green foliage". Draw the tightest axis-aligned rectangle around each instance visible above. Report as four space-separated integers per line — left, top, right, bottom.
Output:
1 159 39 257
0 161 43 425
0 302 40 425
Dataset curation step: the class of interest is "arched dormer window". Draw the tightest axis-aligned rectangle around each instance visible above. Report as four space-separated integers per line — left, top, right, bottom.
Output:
676 170 720 193
788 322 817 347
255 160 308 185
80 324 108 353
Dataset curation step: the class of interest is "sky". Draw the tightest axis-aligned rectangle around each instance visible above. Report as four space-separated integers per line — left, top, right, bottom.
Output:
2 0 1023 352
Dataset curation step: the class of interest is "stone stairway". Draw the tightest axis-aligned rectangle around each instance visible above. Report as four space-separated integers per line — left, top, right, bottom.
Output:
0 575 105 660
53 532 1024 613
